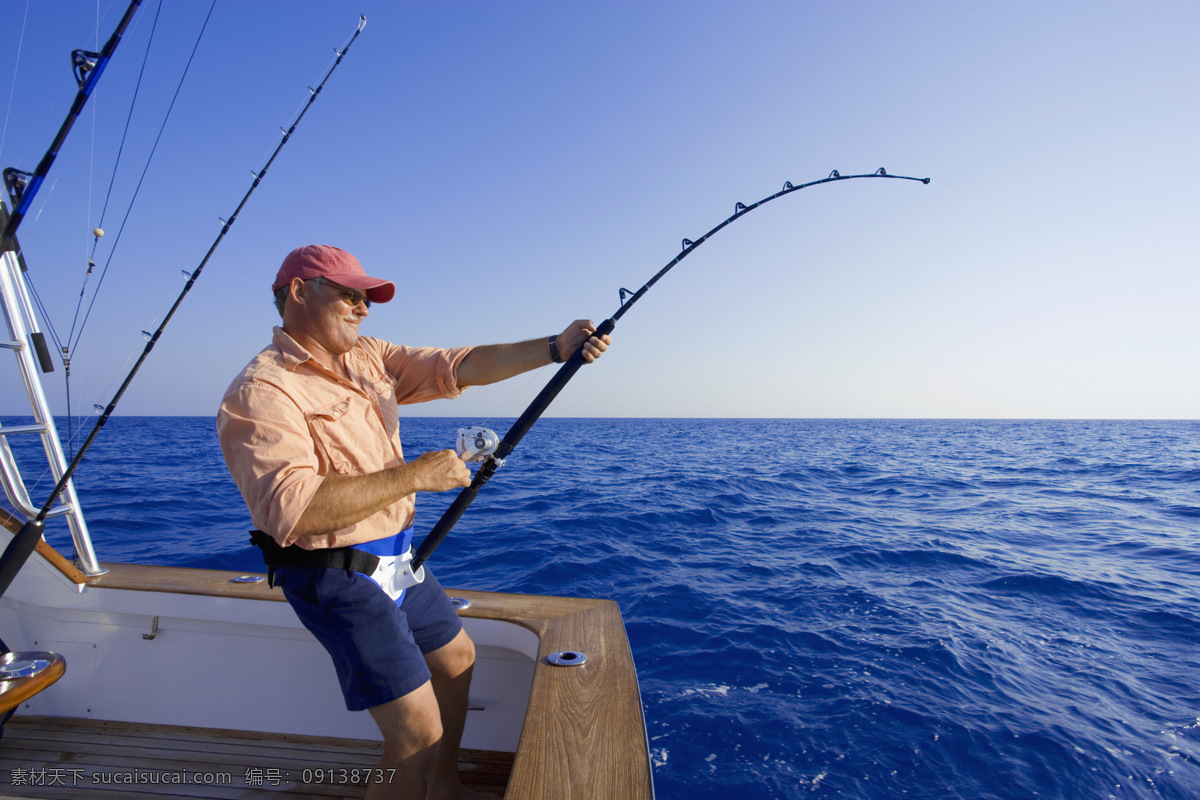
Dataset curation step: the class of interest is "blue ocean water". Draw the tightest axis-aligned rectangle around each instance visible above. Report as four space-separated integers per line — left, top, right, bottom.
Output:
4 416 1199 799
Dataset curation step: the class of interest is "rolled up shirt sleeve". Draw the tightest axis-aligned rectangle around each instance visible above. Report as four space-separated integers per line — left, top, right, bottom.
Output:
218 332 478 551
217 379 324 546
373 339 474 403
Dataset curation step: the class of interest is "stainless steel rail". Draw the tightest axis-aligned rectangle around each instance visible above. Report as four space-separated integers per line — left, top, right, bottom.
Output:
0 235 102 576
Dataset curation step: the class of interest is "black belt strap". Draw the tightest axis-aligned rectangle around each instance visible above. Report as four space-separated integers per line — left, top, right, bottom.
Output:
249 530 380 588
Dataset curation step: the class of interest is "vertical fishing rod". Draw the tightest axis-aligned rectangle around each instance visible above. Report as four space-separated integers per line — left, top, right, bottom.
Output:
0 16 368 597
1 0 143 245
412 168 930 571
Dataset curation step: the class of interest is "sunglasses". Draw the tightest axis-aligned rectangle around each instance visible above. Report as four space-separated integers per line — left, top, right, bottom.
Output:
326 282 372 309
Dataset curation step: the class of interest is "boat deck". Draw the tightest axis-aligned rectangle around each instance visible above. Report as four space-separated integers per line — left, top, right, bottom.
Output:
0 523 653 799
0 715 510 798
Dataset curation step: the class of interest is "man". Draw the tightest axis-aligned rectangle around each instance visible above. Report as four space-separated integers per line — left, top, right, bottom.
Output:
217 244 610 800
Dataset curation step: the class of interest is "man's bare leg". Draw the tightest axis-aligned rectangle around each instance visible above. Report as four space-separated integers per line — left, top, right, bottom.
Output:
365 682 442 800
424 628 495 799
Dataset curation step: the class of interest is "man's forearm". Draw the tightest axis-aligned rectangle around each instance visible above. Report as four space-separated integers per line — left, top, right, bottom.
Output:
290 466 420 539
290 450 471 539
457 320 609 386
457 337 552 386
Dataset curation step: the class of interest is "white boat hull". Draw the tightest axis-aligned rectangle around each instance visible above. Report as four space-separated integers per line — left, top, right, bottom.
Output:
0 533 536 751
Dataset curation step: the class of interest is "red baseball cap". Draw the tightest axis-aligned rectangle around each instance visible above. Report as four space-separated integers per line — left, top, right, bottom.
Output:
273 245 396 303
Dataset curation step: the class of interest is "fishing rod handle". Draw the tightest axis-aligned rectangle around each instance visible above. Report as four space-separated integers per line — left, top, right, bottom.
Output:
411 465 492 571
411 317 616 570
0 520 45 599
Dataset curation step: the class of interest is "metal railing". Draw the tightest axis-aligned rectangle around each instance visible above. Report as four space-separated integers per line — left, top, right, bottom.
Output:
0 236 102 577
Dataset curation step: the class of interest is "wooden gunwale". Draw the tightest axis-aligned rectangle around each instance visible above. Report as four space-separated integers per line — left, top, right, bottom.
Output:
0 531 654 799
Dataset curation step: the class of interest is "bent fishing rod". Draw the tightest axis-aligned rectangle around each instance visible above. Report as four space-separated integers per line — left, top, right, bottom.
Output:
412 167 930 571
0 16 368 596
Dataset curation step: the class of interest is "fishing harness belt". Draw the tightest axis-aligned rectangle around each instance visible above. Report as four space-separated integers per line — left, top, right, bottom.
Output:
249 530 379 588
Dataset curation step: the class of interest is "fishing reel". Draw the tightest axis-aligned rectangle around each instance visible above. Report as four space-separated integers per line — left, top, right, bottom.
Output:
457 426 500 462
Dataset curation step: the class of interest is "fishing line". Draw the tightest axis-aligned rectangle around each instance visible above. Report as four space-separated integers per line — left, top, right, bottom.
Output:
15 309 151 473
86 0 98 262
69 0 214 361
473 362 556 432
64 0 175 454
0 0 32 168
18 274 62 353
2 0 145 455
0 14 369 595
13 270 74 450
1 0 142 243
412 168 931 571
87 0 162 260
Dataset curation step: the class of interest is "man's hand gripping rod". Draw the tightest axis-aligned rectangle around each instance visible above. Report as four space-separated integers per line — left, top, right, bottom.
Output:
411 168 930 571
411 321 612 571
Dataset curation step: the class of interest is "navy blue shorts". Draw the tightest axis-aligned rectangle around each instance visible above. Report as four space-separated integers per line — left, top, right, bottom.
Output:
275 565 463 711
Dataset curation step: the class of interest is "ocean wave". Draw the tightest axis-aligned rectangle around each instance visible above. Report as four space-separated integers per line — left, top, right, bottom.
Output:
7 416 1200 800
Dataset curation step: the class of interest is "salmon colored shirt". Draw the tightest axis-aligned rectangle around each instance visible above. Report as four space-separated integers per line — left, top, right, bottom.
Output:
217 326 473 550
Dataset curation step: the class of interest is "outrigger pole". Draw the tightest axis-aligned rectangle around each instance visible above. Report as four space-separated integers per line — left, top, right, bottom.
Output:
412 168 930 571
1 0 143 246
0 15 368 598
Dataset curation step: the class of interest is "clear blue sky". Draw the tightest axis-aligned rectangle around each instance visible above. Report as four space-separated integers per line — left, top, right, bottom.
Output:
1 1 1196 419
